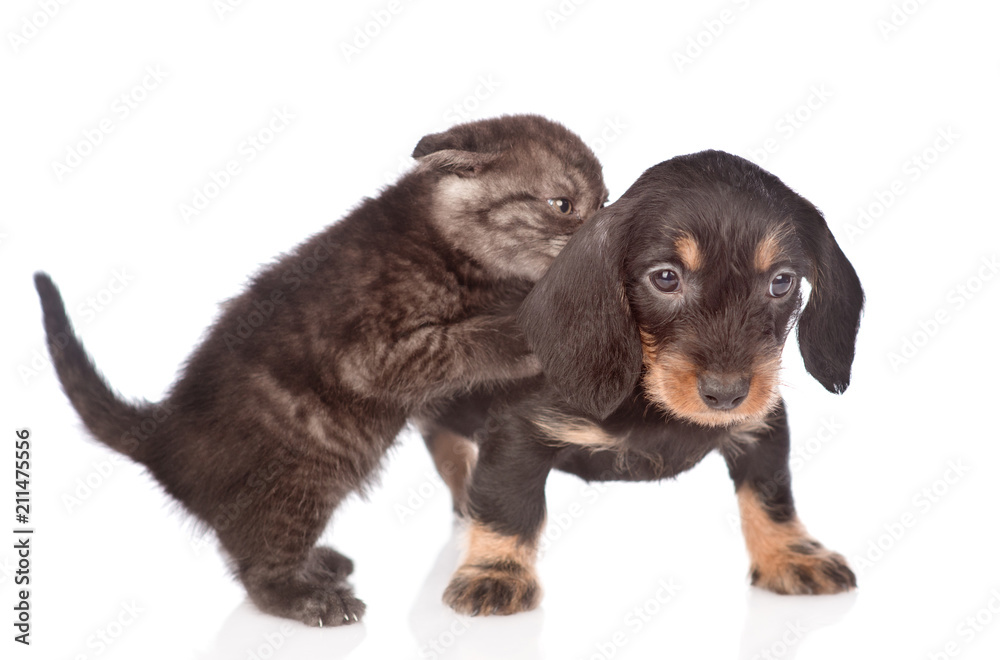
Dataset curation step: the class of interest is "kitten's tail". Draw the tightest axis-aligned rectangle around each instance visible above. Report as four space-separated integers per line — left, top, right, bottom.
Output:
34 272 159 461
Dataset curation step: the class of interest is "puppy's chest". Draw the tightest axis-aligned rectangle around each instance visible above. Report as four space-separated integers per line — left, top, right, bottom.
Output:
611 414 719 473
542 404 722 480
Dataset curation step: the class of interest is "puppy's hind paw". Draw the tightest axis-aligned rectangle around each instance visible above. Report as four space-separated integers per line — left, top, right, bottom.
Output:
751 539 856 595
444 562 541 616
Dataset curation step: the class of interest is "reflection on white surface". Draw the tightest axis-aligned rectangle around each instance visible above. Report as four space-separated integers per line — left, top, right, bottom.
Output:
203 602 366 660
191 521 860 660
408 524 545 660
738 589 857 660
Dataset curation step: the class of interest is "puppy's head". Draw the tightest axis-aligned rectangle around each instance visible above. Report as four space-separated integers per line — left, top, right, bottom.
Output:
519 150 864 425
413 114 608 281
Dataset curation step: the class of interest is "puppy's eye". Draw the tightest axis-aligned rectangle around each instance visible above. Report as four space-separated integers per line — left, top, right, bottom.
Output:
547 198 573 215
651 269 681 293
769 273 794 298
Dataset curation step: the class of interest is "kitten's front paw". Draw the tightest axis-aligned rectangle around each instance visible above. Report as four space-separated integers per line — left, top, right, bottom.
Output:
751 539 856 595
444 562 541 615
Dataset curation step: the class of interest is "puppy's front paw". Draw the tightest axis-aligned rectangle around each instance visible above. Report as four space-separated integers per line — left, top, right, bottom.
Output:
444 562 541 615
751 539 856 595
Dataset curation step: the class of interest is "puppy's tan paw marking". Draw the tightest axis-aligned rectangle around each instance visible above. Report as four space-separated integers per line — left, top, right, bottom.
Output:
751 541 856 595
444 561 541 616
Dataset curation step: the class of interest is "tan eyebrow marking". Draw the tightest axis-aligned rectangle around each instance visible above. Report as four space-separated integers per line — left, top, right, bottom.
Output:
674 234 702 271
754 228 790 272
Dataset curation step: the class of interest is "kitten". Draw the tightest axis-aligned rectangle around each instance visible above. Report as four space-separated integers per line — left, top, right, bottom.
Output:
35 114 607 626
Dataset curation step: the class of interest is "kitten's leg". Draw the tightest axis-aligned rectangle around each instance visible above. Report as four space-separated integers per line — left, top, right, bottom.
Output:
216 468 365 627
721 401 856 595
443 412 557 615
342 315 539 404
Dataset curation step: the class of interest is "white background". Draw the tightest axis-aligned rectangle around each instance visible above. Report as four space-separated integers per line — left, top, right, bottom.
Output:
2 1 999 659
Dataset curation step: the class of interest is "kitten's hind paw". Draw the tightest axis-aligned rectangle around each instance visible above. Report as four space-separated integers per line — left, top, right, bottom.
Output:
247 576 366 626
312 545 355 580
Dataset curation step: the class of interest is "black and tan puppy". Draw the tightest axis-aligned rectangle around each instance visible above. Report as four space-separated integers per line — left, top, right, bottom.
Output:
34 115 607 626
438 150 864 615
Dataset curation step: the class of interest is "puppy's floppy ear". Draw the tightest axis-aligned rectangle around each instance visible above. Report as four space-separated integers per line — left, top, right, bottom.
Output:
412 130 499 177
518 207 643 419
794 202 865 393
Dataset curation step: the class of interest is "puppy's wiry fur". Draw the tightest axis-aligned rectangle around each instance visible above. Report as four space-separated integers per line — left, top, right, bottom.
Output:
34 115 607 627
431 151 864 615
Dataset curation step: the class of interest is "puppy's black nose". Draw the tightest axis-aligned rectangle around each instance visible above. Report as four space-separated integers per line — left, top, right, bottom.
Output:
698 374 750 411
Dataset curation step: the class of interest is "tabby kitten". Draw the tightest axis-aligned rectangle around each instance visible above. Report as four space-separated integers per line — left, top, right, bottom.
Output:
36 114 607 626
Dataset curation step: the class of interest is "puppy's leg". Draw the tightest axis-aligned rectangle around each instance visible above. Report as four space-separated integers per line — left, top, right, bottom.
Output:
445 521 543 616
443 414 556 615
421 424 477 516
723 402 856 595
417 387 501 515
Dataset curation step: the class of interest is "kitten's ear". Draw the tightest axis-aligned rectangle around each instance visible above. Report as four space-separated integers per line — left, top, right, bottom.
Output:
517 207 643 420
794 201 865 393
412 130 499 177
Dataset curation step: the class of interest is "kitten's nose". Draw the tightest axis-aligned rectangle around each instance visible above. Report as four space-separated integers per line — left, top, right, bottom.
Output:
698 373 750 410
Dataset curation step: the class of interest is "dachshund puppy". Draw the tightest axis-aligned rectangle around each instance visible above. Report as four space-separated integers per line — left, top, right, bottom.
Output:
34 114 607 626
440 150 864 615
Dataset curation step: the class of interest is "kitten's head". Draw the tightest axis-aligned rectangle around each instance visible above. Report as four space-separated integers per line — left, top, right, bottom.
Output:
413 114 608 281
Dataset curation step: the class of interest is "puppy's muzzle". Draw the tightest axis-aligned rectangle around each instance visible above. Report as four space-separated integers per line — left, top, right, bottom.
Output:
697 373 750 411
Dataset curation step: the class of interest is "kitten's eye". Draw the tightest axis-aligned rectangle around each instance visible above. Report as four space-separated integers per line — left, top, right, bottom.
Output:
547 198 573 215
651 269 681 293
769 273 794 298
